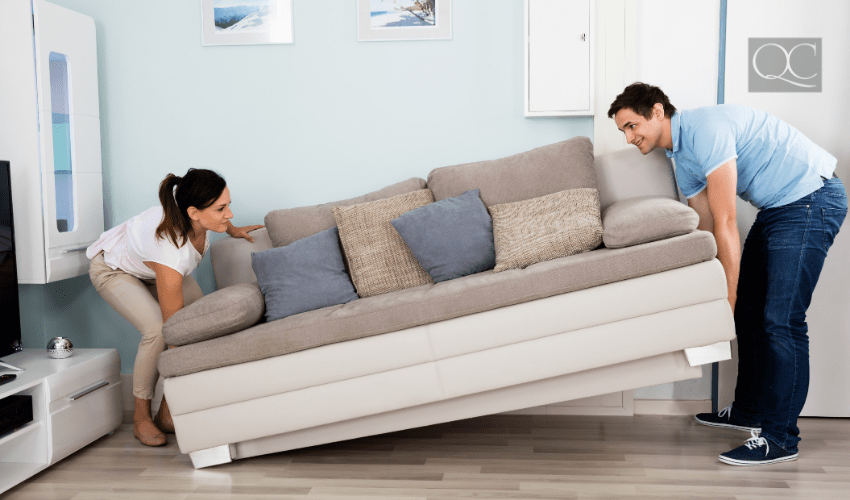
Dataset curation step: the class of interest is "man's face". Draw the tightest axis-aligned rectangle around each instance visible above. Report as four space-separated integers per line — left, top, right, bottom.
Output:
614 105 664 155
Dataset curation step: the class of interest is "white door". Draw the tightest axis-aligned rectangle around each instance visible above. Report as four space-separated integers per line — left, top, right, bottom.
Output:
721 0 850 416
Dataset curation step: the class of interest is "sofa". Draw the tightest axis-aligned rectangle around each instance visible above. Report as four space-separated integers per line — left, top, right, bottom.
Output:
157 137 735 469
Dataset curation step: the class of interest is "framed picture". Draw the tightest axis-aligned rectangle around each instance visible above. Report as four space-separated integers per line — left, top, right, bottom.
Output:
358 0 452 42
201 0 294 46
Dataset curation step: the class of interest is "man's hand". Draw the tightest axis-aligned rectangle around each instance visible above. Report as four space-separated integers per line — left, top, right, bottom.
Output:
226 222 265 243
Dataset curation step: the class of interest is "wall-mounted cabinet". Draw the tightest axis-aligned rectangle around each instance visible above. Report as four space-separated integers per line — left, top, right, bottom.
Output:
0 0 104 283
525 0 595 117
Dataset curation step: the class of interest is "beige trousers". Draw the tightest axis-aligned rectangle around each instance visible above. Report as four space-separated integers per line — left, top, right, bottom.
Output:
89 252 203 400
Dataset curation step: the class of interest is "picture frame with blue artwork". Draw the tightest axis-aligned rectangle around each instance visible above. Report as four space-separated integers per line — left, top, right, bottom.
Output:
201 0 294 46
358 0 452 42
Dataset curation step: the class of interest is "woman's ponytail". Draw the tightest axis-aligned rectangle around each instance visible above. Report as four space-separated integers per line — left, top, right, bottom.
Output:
155 169 227 248
156 174 192 247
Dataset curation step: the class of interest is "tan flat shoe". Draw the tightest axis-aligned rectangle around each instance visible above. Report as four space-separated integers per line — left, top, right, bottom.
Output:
134 419 166 447
153 396 175 434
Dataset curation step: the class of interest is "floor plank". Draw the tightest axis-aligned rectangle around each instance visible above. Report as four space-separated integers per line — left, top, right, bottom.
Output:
3 415 849 500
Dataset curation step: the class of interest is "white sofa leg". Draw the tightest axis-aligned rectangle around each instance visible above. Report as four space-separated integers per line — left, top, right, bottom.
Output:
189 444 233 469
684 341 732 366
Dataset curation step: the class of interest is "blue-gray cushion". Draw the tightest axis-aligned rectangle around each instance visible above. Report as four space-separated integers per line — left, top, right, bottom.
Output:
390 189 495 282
251 227 358 322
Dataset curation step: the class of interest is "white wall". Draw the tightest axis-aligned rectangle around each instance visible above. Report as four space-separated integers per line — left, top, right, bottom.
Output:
627 0 722 401
722 0 850 416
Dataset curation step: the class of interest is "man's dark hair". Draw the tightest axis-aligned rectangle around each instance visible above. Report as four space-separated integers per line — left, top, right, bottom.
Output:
607 82 677 120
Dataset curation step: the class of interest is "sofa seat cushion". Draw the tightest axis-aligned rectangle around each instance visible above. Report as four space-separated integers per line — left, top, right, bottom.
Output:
159 230 716 378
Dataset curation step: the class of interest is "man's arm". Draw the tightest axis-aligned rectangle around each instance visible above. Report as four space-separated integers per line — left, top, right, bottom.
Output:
688 160 740 313
687 189 714 233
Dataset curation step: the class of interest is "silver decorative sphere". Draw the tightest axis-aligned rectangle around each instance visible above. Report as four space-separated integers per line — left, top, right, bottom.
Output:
47 337 74 359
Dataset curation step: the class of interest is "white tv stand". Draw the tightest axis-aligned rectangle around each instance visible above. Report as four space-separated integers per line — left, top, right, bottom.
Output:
0 349 122 494
0 360 24 371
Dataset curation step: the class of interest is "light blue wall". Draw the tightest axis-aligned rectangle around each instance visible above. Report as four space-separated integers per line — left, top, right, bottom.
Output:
19 0 592 373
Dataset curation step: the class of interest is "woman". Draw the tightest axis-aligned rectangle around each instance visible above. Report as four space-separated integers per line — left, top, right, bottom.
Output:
87 169 263 446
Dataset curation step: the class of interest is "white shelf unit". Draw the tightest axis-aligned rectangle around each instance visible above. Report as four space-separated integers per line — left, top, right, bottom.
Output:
0 0 104 284
525 0 595 117
0 349 122 495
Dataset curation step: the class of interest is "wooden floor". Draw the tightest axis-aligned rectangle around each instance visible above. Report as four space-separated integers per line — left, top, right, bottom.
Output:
5 414 850 500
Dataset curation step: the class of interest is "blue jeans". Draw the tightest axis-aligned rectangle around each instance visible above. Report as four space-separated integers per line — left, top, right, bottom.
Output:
732 177 847 453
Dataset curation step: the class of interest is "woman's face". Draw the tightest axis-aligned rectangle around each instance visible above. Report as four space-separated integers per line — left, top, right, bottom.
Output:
189 186 233 234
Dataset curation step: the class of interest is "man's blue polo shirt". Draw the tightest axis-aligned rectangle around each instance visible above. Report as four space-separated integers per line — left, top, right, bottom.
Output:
665 104 836 209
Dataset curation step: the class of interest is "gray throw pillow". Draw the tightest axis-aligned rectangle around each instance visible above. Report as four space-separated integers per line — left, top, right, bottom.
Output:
391 189 496 282
602 195 699 248
251 227 358 322
162 282 265 347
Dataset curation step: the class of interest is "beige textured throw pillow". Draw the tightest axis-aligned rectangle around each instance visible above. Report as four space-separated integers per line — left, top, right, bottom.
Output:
333 189 436 298
488 188 603 272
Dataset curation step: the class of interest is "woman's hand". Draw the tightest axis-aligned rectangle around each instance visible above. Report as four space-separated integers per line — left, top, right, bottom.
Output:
226 223 265 243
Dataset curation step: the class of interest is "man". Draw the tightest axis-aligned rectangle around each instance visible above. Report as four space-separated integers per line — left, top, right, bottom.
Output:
608 82 847 466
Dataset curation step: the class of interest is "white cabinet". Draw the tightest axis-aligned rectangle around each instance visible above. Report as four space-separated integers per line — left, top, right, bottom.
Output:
525 0 595 117
0 0 104 283
0 349 122 494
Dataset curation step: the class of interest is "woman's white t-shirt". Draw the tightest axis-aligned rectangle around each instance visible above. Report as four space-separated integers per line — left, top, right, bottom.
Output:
86 206 209 280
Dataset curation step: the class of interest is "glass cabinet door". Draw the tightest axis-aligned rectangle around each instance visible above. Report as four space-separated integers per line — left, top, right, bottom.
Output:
49 51 75 233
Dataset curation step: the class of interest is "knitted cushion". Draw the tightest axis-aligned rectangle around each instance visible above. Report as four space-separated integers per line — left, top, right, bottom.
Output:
332 189 436 298
488 188 603 272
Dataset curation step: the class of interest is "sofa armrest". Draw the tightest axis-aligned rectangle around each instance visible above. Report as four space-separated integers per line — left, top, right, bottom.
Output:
602 196 699 249
162 282 265 346
211 227 273 288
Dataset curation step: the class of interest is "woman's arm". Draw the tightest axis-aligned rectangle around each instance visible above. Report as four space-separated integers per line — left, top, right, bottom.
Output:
144 261 184 323
225 221 265 243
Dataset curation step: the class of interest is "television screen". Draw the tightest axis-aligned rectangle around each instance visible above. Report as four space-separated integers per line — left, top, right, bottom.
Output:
0 160 22 358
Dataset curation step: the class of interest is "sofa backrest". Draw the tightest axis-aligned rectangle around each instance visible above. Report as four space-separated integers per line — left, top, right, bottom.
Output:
594 146 681 210
427 137 596 207
264 177 427 248
211 138 681 289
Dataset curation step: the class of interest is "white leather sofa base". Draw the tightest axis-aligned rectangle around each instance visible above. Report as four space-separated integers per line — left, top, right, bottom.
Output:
166 259 728 417
168 295 733 454
176 349 703 465
230 350 699 461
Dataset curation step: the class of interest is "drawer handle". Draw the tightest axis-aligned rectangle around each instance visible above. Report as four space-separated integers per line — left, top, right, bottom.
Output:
69 381 109 401
63 246 90 254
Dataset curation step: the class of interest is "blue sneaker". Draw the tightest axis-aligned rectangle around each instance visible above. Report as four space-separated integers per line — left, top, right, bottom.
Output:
695 405 761 432
719 430 799 466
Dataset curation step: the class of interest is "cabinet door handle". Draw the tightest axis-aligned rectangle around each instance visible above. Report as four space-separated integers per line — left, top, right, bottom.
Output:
69 381 109 401
581 33 586 41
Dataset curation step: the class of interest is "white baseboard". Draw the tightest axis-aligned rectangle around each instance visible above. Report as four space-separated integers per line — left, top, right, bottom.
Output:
120 374 711 418
634 399 712 415
501 390 635 416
